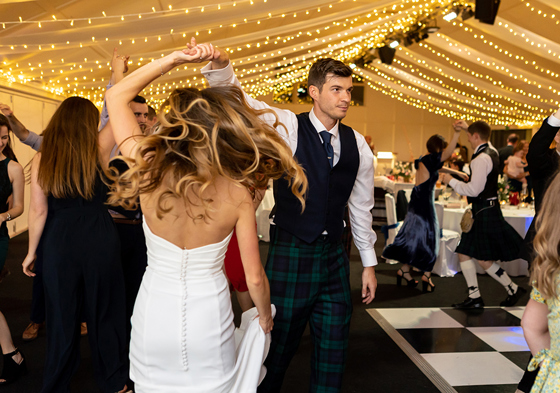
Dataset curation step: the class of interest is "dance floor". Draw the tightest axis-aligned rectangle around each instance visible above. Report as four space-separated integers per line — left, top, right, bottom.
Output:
0 230 531 392
367 306 530 393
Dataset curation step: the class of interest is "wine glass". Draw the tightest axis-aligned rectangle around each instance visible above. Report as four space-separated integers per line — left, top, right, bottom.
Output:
442 186 452 202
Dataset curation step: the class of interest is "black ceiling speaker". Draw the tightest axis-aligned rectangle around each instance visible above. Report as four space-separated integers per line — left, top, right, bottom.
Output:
378 45 396 65
475 0 501 25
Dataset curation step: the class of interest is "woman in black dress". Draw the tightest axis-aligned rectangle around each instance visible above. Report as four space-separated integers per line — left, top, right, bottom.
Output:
0 115 26 386
383 122 466 292
22 97 128 393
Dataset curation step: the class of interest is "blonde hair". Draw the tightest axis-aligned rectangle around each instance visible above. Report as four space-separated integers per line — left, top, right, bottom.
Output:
38 97 101 200
531 169 560 300
108 85 307 220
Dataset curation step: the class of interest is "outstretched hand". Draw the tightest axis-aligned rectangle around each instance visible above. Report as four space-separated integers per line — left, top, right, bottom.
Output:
0 103 13 117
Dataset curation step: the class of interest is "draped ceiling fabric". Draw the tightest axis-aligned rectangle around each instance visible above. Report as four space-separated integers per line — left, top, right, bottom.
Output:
0 0 558 126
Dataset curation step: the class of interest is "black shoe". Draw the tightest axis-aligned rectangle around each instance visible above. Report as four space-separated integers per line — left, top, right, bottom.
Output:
396 268 418 288
452 297 485 309
500 286 527 307
0 348 27 385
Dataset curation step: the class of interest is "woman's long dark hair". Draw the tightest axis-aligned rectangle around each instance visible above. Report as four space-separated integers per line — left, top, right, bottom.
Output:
0 114 18 162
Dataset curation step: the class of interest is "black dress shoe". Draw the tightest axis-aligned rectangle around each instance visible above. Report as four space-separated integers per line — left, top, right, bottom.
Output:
500 286 527 307
452 297 485 309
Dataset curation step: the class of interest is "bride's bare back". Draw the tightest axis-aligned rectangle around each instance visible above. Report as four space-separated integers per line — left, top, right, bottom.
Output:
141 176 253 250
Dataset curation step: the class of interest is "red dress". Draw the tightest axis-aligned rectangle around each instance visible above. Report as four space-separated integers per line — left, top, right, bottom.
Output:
224 229 249 292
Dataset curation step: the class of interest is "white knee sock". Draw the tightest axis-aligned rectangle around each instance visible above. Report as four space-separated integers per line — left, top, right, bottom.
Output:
460 259 480 298
485 262 518 295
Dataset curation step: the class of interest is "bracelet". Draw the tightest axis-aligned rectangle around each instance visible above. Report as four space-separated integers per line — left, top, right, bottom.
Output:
5 212 10 221
157 59 164 76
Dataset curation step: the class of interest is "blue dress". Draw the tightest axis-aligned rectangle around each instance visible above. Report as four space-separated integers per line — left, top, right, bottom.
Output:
382 152 443 272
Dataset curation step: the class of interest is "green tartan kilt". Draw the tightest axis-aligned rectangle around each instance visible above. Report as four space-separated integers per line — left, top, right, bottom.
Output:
455 202 524 261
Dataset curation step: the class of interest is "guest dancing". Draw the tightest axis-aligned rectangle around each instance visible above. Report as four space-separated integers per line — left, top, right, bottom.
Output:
383 122 464 292
521 170 560 392
0 115 24 277
442 120 526 309
22 97 128 393
201 42 378 393
105 42 307 392
0 115 25 387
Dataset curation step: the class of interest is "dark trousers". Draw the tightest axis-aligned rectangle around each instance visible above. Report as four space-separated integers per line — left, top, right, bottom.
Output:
41 221 127 393
258 226 353 393
114 222 147 339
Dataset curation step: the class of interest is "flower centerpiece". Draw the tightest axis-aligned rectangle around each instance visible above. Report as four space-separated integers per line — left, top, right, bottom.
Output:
391 161 413 183
497 175 510 202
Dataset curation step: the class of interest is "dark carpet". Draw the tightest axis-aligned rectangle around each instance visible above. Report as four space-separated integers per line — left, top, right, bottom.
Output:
0 230 530 392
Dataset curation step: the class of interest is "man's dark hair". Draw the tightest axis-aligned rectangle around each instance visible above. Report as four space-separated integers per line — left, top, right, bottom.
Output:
451 159 465 171
467 120 491 141
147 105 157 120
308 58 353 92
507 133 519 145
132 95 147 104
426 134 447 154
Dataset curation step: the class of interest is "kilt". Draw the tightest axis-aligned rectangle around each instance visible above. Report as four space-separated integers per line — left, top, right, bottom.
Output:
258 225 352 393
455 202 523 261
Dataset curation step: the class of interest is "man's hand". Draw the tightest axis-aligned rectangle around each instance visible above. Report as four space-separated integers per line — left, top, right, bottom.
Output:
0 103 13 117
186 37 229 70
453 120 468 132
110 48 130 85
458 172 469 182
441 173 453 184
361 266 377 304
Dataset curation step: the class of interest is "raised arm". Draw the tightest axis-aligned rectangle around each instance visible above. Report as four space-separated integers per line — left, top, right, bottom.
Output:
22 154 48 277
0 103 33 144
441 120 464 162
527 108 560 175
105 42 204 158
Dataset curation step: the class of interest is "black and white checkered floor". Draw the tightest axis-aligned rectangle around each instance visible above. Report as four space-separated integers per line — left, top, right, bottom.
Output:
367 307 530 393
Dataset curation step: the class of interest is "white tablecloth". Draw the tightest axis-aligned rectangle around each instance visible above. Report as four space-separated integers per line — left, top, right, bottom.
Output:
442 205 534 277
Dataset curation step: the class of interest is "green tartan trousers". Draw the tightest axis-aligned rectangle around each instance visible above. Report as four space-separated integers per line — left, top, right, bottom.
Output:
258 226 353 393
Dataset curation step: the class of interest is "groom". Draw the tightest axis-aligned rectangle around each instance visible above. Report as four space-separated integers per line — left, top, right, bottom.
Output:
202 46 378 393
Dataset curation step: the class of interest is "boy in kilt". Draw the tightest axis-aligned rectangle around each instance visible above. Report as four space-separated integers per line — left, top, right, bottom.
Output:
442 120 526 309
201 46 378 393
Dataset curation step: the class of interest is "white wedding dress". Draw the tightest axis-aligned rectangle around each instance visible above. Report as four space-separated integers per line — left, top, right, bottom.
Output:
130 221 273 393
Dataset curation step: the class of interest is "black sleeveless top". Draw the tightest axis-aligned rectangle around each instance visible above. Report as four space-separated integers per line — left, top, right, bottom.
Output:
0 158 12 237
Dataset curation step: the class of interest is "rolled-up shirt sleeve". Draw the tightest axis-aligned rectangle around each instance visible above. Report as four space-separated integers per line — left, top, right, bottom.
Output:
22 130 42 151
449 153 492 197
348 132 378 267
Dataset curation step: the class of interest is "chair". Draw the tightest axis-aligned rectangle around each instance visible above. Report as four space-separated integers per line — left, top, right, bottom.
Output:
432 202 461 277
381 194 403 264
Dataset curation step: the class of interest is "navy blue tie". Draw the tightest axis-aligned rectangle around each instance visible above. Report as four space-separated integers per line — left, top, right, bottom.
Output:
320 131 334 168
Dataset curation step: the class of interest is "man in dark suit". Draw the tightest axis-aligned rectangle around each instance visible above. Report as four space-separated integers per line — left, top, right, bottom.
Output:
498 133 519 174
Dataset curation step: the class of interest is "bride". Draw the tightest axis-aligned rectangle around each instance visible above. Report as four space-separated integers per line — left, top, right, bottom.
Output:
105 42 307 392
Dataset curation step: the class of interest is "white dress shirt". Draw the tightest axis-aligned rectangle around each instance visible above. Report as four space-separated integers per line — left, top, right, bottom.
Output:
202 63 378 267
449 143 498 197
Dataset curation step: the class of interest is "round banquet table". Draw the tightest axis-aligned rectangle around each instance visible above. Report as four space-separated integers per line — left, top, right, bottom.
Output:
442 205 534 276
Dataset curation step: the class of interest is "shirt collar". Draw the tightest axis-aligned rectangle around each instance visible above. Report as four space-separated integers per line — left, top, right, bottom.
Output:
474 142 488 155
309 108 339 140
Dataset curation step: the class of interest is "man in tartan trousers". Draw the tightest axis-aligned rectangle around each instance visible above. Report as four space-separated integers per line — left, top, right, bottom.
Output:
442 120 526 309
202 48 378 393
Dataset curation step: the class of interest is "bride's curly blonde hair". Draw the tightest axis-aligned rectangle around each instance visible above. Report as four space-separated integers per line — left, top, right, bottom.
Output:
107 85 307 221
531 169 560 300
